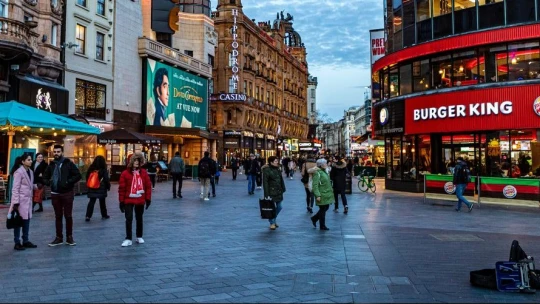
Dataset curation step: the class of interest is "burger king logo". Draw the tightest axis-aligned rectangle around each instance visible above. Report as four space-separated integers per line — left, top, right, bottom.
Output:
534 97 540 117
380 108 389 125
502 185 517 199
444 182 455 194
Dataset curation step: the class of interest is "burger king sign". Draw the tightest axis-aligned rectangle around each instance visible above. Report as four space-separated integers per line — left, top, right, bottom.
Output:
534 97 540 117
502 185 517 199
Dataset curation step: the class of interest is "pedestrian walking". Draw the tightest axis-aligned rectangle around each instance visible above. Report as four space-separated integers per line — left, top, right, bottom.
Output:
247 154 260 195
255 154 263 189
10 153 38 250
301 154 317 213
32 153 47 213
169 152 185 198
310 158 333 231
330 156 349 214
208 158 218 198
281 156 290 178
230 154 239 180
288 158 296 179
85 156 111 222
43 145 82 246
145 156 159 190
453 156 474 212
198 151 216 201
262 156 286 230
118 152 152 247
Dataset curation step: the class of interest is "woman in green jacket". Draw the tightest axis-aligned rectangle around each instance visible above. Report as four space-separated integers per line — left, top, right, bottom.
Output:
311 158 333 230
262 156 286 230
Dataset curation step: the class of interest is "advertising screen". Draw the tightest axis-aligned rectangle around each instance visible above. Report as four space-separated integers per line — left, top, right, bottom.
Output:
146 58 208 130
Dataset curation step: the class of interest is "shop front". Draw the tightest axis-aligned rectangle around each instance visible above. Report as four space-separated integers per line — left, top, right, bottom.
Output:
242 131 255 157
266 135 276 160
223 130 242 166
255 133 265 158
376 83 540 194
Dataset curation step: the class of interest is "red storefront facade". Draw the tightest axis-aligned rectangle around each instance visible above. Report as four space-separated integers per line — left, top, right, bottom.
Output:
371 9 540 192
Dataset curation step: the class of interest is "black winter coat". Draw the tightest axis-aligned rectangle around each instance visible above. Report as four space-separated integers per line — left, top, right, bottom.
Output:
86 168 111 198
32 161 48 185
330 161 348 192
43 158 82 194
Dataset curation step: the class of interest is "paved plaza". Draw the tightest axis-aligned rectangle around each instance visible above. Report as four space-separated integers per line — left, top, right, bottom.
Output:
2 171 540 303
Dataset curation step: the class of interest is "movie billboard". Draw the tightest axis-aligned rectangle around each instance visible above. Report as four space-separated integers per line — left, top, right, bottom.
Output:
146 58 208 130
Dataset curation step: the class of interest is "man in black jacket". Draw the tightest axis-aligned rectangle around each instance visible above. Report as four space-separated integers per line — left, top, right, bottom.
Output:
247 154 260 195
198 151 216 201
43 145 82 246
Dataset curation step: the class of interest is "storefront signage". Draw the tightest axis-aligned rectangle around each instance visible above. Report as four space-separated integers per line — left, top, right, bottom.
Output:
224 130 241 136
314 143 322 148
405 85 540 135
256 139 263 149
243 131 254 137
503 185 517 199
534 97 540 117
36 88 53 112
266 135 275 140
412 101 512 121
255 133 264 139
298 142 312 147
145 59 208 129
213 93 246 101
444 182 455 194
380 108 389 125
230 9 239 92
224 138 240 148
370 29 385 65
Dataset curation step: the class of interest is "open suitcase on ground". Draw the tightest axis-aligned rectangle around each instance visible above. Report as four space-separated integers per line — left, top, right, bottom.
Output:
471 240 540 293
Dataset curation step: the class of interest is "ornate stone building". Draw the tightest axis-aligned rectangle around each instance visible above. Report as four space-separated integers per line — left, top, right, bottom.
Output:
211 0 309 165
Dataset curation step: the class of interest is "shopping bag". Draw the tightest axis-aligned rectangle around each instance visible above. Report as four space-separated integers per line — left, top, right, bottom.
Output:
259 198 276 219
6 210 24 230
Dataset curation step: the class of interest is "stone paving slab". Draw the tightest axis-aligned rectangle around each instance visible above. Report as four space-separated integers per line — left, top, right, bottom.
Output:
1 170 540 303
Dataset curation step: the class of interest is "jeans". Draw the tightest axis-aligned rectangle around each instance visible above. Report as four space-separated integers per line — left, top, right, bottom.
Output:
304 187 314 209
334 189 348 209
247 174 256 193
269 201 282 225
232 168 238 180
172 173 183 196
200 178 210 198
149 174 156 188
312 205 330 228
455 183 472 210
124 204 144 240
86 197 108 218
209 176 216 196
14 219 30 244
51 191 74 238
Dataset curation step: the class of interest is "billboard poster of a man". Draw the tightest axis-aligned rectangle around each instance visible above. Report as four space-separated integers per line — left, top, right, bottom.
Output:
146 59 208 129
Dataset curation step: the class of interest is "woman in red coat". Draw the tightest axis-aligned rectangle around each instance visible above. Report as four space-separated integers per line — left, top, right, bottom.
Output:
118 152 152 247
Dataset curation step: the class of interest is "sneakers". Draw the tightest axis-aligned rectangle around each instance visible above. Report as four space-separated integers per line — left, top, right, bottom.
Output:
85 217 90 222
307 207 313 214
121 240 132 247
455 208 461 212
136 238 144 244
204 198 210 201
274 223 279 228
344 206 349 214
48 237 63 247
65 236 76 246
334 208 339 213
270 224 276 230
102 215 110 219
468 203 474 212
311 216 317 228
200 193 204 199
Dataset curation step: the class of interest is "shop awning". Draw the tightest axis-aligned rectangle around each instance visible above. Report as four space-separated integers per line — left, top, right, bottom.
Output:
97 128 162 144
0 101 100 135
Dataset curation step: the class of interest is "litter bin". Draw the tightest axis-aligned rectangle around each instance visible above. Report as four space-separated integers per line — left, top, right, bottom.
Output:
345 173 352 194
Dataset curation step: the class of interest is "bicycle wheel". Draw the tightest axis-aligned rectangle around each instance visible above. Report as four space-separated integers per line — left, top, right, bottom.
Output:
358 179 369 192
369 180 377 193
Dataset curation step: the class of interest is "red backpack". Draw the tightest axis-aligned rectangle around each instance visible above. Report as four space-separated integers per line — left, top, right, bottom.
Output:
86 170 100 189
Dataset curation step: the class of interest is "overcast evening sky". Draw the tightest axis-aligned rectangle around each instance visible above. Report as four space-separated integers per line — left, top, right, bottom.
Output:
232 0 384 122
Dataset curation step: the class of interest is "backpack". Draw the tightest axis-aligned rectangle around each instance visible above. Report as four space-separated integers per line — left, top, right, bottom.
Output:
87 170 101 189
199 161 210 177
455 164 471 184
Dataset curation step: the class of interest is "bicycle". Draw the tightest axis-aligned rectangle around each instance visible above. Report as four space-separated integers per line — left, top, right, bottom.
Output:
357 169 376 193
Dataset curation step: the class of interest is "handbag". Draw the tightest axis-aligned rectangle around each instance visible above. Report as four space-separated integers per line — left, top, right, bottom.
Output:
6 209 24 230
259 197 276 219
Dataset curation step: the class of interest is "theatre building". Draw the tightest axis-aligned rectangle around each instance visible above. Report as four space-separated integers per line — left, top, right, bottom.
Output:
210 0 309 165
372 0 540 193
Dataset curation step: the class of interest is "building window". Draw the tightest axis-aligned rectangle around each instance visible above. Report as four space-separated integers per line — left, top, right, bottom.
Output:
75 79 106 120
243 80 247 94
431 54 452 88
311 88 316 98
433 0 452 39
255 86 259 100
399 64 412 95
228 52 235 66
208 54 214 66
156 32 171 47
96 32 105 61
184 50 193 57
479 45 508 83
454 0 477 34
228 78 236 93
413 59 431 92
97 0 105 16
0 1 7 18
248 82 253 96
508 41 540 81
51 23 58 47
478 0 504 29
75 24 86 54
77 0 86 7
452 50 478 87
506 0 536 25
